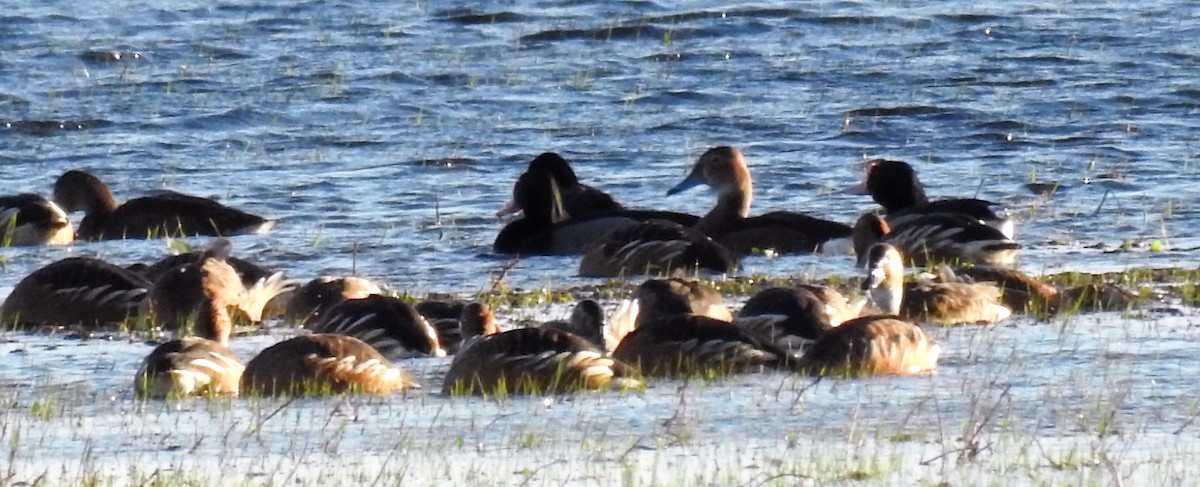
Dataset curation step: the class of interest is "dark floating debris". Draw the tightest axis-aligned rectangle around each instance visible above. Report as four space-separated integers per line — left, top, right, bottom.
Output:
3 119 112 136
78 50 146 65
1025 181 1066 196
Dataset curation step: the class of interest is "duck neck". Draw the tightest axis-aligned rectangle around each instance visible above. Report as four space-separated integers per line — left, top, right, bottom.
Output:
695 172 752 235
195 299 233 347
869 272 904 316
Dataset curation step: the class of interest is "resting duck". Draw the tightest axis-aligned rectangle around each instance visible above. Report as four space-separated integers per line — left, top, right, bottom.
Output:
538 299 607 350
0 256 151 329
610 278 797 377
852 213 1018 267
306 294 446 359
424 300 499 354
273 276 383 324
667 146 852 255
52 169 274 240
934 266 1136 316
241 333 420 396
862 243 1011 325
134 255 255 398
497 152 624 220
576 219 737 277
797 315 940 376
735 285 866 351
846 159 1014 239
146 240 288 331
443 302 642 396
136 250 277 288
493 157 698 255
0 194 74 246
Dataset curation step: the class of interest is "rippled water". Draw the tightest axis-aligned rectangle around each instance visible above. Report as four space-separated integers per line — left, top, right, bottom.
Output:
2 0 1200 484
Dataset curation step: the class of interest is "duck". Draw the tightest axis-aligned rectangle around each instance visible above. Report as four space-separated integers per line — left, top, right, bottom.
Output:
0 194 74 246
146 240 288 331
443 302 642 396
796 315 940 377
136 250 278 288
538 299 607 350
576 219 737 277
424 300 499 355
496 152 624 220
667 146 852 256
134 254 259 398
305 294 446 359
0 256 151 329
735 285 866 351
862 243 1011 326
240 333 420 397
493 157 698 255
272 275 383 324
933 265 1136 316
610 278 797 377
846 158 1015 239
52 169 275 240
852 212 1019 267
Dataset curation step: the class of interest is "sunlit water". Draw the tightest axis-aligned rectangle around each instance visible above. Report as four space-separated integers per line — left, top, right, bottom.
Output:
2 0 1199 484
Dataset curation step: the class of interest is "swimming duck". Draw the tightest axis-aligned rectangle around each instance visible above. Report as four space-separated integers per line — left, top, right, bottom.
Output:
493 157 698 255
862 243 1011 325
497 152 624 220
52 169 274 240
846 159 1014 239
796 315 940 377
577 219 737 277
667 146 852 255
852 212 1019 267
443 302 642 396
0 194 74 246
0 256 151 329
306 294 446 359
134 255 253 398
241 333 420 396
610 278 797 377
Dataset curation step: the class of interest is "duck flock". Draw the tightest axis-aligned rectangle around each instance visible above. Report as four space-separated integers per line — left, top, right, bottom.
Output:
0 146 1137 399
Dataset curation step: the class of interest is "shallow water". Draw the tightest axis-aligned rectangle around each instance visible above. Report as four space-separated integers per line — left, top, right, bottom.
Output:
2 0 1200 484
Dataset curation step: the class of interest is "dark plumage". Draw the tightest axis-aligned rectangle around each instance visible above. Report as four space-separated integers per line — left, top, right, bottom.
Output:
847 159 1014 239
307 294 446 359
577 219 737 277
668 146 852 255
497 152 624 221
852 212 1018 267
0 193 74 245
1 257 151 329
53 169 274 240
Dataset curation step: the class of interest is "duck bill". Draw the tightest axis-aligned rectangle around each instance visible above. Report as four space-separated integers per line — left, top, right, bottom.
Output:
667 173 705 196
861 266 886 292
843 180 870 195
495 198 523 219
